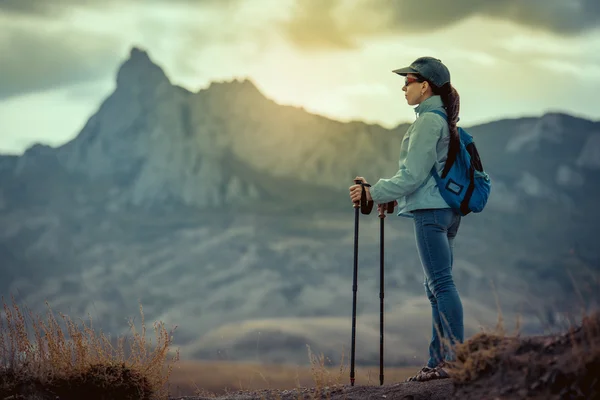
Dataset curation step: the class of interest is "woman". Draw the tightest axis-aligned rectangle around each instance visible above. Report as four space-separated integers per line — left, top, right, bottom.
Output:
349 56 463 382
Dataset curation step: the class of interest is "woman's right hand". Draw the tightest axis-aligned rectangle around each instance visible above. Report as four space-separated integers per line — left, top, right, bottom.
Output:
377 200 398 213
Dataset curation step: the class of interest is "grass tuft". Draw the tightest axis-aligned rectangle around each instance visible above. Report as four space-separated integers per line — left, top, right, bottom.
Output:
0 295 180 400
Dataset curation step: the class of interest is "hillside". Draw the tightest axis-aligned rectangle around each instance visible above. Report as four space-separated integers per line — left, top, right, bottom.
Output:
0 46 599 368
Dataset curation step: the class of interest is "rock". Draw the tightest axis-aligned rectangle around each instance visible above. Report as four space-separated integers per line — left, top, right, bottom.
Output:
576 133 600 169
556 164 584 187
506 113 565 153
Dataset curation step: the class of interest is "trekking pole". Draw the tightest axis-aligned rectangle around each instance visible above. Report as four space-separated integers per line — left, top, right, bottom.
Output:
378 200 395 386
350 179 373 387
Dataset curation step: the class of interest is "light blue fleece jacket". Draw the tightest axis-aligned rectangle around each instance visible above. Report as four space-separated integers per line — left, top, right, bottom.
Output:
369 95 451 218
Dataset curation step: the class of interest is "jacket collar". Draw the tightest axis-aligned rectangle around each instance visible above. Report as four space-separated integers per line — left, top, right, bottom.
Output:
414 95 445 117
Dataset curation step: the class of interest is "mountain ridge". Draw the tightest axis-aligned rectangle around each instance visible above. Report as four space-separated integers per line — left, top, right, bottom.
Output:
1 46 599 367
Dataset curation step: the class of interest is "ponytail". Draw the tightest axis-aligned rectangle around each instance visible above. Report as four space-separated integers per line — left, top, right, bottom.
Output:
431 82 460 177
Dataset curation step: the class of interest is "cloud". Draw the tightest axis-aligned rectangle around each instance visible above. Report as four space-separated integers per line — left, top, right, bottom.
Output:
533 59 600 80
381 0 600 34
0 0 58 16
280 0 357 50
497 32 600 60
280 0 600 50
0 81 114 154
0 0 238 16
0 24 124 100
278 0 389 50
0 0 281 100
0 0 112 16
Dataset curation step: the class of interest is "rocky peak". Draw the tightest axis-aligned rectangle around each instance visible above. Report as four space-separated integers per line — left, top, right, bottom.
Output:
23 143 55 156
116 47 170 90
14 143 60 176
195 78 269 112
48 48 272 209
202 78 262 95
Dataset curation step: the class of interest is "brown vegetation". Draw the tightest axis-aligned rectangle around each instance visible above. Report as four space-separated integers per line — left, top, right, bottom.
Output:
1 289 599 400
0 295 179 399
447 309 600 399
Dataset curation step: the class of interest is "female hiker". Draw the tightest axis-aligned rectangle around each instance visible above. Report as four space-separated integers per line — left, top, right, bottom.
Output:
348 56 463 382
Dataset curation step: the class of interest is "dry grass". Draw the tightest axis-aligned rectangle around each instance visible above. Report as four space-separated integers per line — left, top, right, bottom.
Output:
445 309 600 398
0 295 180 399
0 294 420 400
442 277 600 399
3 271 598 400
444 279 515 383
306 345 346 391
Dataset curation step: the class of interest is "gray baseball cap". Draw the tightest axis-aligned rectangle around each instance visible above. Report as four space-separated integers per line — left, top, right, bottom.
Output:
392 56 451 88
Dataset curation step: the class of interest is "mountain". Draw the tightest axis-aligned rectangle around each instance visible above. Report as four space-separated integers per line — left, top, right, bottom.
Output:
0 47 599 367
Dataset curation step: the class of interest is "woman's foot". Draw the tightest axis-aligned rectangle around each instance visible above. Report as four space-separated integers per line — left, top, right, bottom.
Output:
405 366 434 382
405 362 450 382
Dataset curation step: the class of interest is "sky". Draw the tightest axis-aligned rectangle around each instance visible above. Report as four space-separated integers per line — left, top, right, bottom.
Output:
1 0 599 155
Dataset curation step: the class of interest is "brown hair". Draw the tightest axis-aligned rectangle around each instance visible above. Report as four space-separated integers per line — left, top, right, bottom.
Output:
433 83 460 176
416 75 461 176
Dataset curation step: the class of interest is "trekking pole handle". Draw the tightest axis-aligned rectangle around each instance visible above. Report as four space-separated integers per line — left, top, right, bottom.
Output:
353 179 374 214
378 201 395 218
353 179 361 208
353 179 362 206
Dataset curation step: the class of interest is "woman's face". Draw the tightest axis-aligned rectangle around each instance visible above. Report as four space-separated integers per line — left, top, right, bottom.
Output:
402 73 425 106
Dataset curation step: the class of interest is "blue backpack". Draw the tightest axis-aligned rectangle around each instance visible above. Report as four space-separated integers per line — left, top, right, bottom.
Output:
427 110 491 216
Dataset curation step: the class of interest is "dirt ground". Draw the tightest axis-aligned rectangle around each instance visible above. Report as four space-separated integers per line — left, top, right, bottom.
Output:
170 312 600 400
1 312 597 399
172 379 453 400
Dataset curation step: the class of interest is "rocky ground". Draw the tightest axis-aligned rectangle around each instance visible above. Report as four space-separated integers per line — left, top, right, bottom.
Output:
170 312 600 400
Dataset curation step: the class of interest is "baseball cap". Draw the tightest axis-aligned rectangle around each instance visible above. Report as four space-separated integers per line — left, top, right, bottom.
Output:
392 56 451 88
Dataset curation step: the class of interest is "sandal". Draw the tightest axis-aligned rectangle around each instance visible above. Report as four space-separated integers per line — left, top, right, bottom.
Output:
405 366 434 382
406 364 450 382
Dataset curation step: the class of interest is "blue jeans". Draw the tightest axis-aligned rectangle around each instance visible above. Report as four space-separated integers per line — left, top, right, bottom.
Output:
413 208 464 368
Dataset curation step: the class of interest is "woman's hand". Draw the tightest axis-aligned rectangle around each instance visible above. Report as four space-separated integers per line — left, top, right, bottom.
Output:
349 176 372 204
353 176 368 185
378 200 398 213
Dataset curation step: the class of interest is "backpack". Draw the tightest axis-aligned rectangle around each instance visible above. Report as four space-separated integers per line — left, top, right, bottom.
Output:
427 110 491 216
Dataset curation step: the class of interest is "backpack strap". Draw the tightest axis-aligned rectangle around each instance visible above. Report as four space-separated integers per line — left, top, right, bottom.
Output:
427 109 460 123
426 109 455 179
427 109 447 121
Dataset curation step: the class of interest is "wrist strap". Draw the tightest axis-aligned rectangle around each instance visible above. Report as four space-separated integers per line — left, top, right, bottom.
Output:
359 183 374 215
